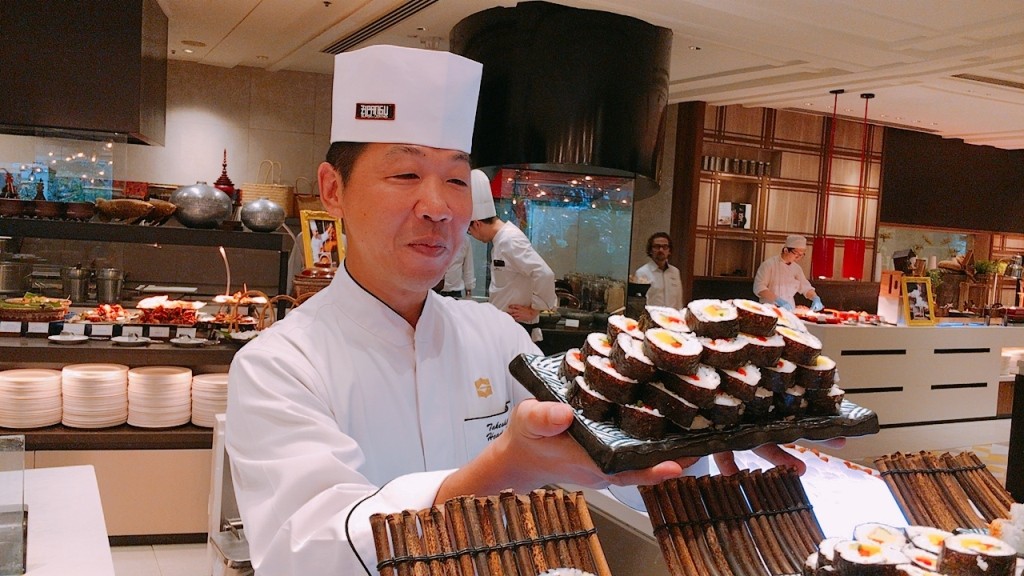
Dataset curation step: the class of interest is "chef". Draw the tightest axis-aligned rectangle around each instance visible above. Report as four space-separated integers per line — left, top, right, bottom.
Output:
226 45 731 575
753 234 824 311
467 169 558 332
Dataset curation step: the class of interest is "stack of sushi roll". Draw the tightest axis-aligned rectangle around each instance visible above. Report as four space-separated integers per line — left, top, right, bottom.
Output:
803 522 1021 576
989 502 1024 556
560 297 848 441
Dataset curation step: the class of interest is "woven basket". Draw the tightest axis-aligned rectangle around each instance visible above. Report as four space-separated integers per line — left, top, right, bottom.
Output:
243 160 295 217
292 177 324 214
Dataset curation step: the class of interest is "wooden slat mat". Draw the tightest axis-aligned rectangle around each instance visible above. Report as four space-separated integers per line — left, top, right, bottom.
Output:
639 467 823 576
370 488 611 576
875 450 1016 531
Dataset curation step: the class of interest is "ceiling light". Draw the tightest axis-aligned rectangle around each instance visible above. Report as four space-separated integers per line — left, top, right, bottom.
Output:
183 48 194 54
256 55 268 61
181 39 207 47
804 102 813 106
689 45 701 50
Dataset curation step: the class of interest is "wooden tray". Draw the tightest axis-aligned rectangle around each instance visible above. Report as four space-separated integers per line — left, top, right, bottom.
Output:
510 353 880 474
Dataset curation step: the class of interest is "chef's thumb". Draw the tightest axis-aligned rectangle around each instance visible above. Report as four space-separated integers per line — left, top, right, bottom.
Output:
518 399 574 438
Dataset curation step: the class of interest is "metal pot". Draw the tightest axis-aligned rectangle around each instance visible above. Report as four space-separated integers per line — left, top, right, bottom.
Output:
0 259 33 294
240 198 286 233
170 181 233 229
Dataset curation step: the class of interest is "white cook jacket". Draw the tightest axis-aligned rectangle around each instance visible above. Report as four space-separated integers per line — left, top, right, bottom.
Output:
634 261 684 309
487 221 557 324
441 238 475 294
226 264 539 575
752 254 814 308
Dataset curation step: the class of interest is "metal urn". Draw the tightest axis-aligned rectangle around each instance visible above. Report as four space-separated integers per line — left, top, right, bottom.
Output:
240 198 286 233
169 181 233 229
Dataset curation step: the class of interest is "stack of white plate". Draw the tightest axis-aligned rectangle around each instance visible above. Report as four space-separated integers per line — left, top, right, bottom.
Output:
61 364 130 428
127 366 192 428
191 373 228 428
0 369 63 428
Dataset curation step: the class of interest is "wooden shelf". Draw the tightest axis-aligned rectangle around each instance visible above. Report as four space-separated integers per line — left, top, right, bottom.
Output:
0 423 213 451
0 336 238 366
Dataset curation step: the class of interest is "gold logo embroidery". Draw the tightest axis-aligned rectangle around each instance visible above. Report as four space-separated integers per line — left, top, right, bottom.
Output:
474 377 492 398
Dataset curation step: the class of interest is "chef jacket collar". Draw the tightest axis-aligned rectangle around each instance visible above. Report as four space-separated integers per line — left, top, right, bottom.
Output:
334 263 442 347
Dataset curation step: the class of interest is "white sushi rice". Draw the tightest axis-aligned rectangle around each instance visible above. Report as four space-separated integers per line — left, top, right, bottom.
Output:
905 526 953 555
649 382 698 408
646 305 689 332
801 354 837 371
732 298 774 316
688 299 738 322
766 358 797 374
647 328 702 356
739 332 785 348
698 336 745 352
573 375 611 402
586 332 613 356
989 502 1024 555
616 333 653 365
713 392 742 406
678 364 721 389
721 363 761 385
564 348 586 372
586 355 637 384
777 325 823 349
943 533 1015 557
608 314 644 339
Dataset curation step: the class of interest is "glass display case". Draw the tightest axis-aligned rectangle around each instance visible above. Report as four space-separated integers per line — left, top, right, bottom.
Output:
0 129 128 202
471 167 635 313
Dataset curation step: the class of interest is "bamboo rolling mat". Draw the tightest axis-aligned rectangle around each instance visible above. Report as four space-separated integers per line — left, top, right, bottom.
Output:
639 467 823 576
875 450 1016 531
371 488 611 576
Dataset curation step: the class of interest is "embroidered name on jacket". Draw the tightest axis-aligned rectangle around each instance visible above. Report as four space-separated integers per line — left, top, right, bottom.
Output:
355 103 396 120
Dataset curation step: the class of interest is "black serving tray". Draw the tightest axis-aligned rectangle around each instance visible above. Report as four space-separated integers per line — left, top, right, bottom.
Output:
509 352 879 474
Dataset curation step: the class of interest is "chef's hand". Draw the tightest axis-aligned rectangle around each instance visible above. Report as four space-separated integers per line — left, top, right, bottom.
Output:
712 438 847 476
506 304 538 323
436 400 695 503
810 295 824 312
774 298 794 311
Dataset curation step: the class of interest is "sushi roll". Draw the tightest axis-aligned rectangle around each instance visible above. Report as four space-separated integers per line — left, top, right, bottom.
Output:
639 305 689 334
743 386 776 422
900 545 939 573
797 354 838 389
584 355 639 405
770 304 809 333
739 332 786 368
774 385 807 418
643 328 703 375
702 392 744 427
683 414 713 431
894 565 945 576
854 522 908 549
732 298 779 336
582 332 614 358
559 348 586 382
718 363 762 402
833 540 908 575
818 537 842 570
617 401 668 440
988 502 1024 556
937 533 1016 576
763 358 798 392
607 314 644 341
699 337 748 370
661 364 721 409
904 526 953 555
642 381 700 428
566 376 616 422
686 299 739 339
803 552 820 576
806 384 845 416
610 333 657 382
777 325 823 366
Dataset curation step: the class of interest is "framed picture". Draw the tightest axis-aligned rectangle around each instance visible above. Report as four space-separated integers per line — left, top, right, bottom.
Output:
300 210 343 268
901 276 936 325
716 202 752 229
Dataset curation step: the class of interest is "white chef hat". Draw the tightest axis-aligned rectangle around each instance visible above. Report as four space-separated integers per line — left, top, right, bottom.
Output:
330 45 483 153
470 169 496 221
785 234 808 249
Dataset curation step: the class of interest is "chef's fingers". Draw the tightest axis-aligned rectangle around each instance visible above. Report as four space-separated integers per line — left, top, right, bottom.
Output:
752 444 807 475
713 451 741 476
812 437 847 449
606 460 686 487
513 399 574 439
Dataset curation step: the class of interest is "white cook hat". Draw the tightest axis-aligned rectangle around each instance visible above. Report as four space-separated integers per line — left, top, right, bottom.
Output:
470 169 496 221
785 234 808 249
330 45 483 153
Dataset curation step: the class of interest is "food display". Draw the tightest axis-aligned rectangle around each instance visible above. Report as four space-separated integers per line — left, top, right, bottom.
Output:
69 303 135 323
804 522 1021 575
511 298 878 473
0 293 71 322
796 306 882 325
136 295 203 325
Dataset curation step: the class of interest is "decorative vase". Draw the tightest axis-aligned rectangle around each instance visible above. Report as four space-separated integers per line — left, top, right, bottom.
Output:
169 181 233 229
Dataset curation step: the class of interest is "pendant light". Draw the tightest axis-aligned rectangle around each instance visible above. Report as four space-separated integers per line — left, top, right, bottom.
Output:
812 89 845 280
842 93 875 280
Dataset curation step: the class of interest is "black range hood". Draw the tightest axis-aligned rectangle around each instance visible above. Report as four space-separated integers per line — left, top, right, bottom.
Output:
0 0 168 145
450 1 672 182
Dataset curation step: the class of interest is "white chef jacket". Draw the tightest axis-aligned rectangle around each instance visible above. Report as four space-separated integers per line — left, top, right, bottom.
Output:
634 260 683 309
753 254 814 308
226 264 539 575
441 238 475 294
487 221 557 324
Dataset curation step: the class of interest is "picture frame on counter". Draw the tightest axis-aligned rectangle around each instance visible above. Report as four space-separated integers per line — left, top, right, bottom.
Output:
902 276 936 325
299 210 344 269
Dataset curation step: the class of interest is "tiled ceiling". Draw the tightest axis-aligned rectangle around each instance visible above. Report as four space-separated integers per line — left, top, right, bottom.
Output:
158 0 1024 149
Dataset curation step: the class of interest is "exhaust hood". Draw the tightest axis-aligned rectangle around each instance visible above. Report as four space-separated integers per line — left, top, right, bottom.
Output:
0 0 168 145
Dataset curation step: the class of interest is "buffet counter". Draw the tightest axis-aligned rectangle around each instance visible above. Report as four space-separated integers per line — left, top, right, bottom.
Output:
806 323 1020 460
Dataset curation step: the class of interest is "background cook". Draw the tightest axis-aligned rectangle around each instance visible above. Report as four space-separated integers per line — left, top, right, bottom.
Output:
753 234 824 312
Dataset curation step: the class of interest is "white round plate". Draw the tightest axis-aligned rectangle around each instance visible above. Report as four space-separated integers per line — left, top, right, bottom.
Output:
48 334 89 345
170 336 209 348
111 335 153 347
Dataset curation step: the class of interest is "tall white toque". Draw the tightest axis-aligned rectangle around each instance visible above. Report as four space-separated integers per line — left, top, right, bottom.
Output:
470 169 496 221
330 45 483 153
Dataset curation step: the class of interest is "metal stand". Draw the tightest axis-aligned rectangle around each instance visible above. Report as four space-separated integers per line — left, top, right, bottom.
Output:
1008 374 1024 502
